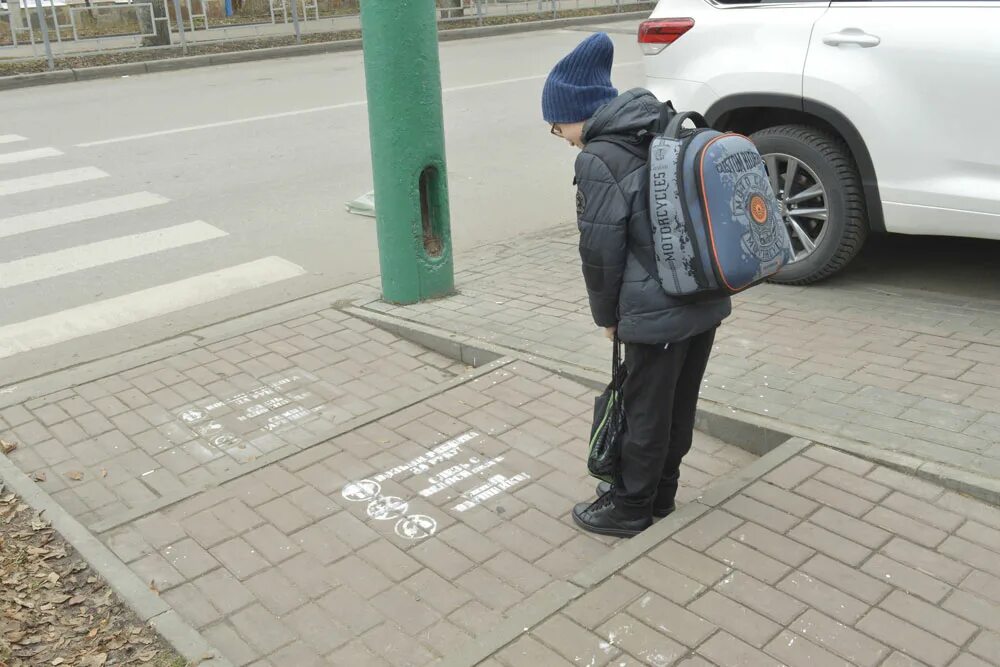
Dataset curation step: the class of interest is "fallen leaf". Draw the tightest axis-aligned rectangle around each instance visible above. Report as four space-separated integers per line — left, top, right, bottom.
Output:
66 471 84 481
52 658 65 666
1 438 17 454
68 595 85 606
100 469 108 478
32 471 47 482
31 510 49 530
135 648 158 661
148 580 160 595
82 652 107 666
87 626 99 639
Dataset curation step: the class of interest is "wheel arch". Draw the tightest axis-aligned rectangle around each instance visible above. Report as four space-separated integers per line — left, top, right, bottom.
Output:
704 94 886 233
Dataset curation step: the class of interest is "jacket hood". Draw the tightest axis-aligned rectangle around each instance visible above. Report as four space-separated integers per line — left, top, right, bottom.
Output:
583 88 662 142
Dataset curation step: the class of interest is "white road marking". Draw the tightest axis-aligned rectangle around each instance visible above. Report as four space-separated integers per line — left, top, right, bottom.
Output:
0 192 169 240
0 256 306 359
0 147 63 165
75 101 369 147
0 221 227 289
76 62 643 147
0 167 108 197
0 135 28 145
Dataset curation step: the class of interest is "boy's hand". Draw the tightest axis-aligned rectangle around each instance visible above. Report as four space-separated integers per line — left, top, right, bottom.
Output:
604 326 617 341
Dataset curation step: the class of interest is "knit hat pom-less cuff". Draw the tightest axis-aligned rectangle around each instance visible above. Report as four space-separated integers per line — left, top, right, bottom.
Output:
542 32 619 124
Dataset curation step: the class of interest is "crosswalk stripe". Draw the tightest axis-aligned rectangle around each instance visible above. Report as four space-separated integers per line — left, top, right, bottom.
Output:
0 257 306 360
0 221 228 289
0 135 27 145
0 192 170 240
0 147 63 165
0 167 108 197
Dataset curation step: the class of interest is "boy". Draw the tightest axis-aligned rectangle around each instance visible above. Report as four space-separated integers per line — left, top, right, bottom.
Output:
543 33 732 537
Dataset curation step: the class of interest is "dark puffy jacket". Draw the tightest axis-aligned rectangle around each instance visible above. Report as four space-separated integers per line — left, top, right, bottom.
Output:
574 88 732 345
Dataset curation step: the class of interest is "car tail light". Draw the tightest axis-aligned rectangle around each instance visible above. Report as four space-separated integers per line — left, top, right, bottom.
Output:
638 18 695 55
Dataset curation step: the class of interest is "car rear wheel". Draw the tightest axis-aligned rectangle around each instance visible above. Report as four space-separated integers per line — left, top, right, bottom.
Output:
751 125 869 284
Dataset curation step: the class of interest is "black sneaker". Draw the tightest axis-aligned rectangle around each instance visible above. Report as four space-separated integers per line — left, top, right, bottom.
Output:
572 492 651 538
595 481 676 518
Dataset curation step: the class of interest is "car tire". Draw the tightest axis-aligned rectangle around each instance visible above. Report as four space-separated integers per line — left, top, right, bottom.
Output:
751 124 869 284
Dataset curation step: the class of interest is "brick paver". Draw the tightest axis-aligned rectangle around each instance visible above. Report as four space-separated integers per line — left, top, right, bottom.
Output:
93 362 755 666
0 310 466 528
4 228 999 666
517 443 1000 667
366 228 1000 484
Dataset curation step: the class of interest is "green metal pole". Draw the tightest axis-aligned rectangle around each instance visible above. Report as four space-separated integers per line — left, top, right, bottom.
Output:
360 0 455 305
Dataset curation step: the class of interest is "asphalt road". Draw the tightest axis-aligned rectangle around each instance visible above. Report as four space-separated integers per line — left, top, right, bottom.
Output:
2 18 998 388
0 22 646 384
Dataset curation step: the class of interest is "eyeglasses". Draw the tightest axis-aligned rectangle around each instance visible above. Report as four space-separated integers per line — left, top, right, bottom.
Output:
550 124 563 137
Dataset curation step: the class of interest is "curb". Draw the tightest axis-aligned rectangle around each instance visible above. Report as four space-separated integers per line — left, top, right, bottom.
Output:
346 305 793 458
0 280 380 412
435 436 814 667
348 303 1000 507
0 449 233 667
0 11 647 91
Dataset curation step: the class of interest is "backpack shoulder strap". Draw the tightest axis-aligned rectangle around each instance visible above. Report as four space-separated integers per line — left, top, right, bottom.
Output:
655 100 678 133
664 111 710 139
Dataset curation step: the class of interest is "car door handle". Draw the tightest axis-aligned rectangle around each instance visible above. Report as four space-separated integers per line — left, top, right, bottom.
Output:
823 29 881 48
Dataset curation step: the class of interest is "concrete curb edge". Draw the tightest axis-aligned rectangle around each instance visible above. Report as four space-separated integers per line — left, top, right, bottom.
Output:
0 11 648 91
0 281 381 412
0 449 233 667
437 437 814 666
350 303 1000 506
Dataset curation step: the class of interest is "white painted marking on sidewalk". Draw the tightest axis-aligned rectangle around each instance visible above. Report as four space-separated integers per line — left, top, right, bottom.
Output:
0 192 170 240
0 167 108 197
0 147 63 165
0 257 306 359
77 62 643 147
0 135 28 145
0 221 227 289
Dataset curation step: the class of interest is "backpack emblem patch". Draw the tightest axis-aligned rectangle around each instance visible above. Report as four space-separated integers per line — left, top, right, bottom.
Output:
576 189 586 216
734 172 784 262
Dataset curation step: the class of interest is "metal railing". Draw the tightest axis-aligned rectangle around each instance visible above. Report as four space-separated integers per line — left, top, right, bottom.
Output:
1 0 646 65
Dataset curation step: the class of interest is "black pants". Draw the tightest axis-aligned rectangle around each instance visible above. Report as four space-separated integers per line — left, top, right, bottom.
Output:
612 327 717 518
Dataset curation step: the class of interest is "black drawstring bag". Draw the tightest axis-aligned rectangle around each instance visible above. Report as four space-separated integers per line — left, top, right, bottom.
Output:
588 337 626 483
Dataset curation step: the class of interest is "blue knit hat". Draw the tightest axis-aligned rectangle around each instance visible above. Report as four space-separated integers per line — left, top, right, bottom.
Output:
542 32 618 124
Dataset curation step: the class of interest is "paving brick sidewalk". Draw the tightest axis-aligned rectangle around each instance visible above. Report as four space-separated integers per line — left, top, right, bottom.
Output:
485 442 1000 667
0 308 465 529
97 361 755 666
2 227 999 667
363 228 1000 487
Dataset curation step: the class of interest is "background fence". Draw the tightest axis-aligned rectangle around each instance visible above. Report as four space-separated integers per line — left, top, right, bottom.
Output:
1 0 648 64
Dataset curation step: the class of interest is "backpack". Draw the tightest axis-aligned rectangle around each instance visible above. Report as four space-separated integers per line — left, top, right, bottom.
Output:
594 104 795 297
649 107 795 296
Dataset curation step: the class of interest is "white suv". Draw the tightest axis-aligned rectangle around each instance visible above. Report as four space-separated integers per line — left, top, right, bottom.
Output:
639 0 1000 284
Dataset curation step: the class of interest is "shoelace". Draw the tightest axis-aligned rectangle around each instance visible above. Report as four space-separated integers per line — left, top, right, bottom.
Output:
587 490 615 512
